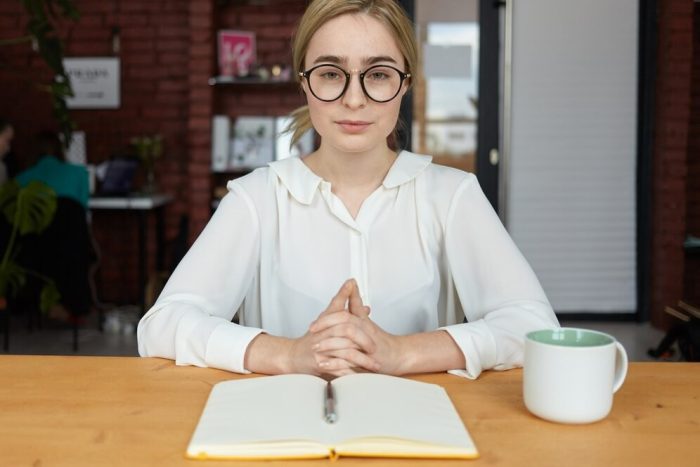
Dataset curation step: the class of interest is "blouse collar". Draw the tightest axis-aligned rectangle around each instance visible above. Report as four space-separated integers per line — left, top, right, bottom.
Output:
268 150 433 206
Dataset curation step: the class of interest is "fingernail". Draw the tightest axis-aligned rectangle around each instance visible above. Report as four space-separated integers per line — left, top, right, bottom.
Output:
312 343 320 350
319 361 329 368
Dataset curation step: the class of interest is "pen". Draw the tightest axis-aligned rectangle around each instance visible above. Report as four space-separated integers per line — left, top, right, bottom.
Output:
324 381 337 424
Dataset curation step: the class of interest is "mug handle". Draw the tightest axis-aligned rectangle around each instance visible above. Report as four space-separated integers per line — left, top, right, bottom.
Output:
612 341 629 393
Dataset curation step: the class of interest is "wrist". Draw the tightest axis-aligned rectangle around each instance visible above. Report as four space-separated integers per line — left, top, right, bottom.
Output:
392 334 415 375
245 334 295 375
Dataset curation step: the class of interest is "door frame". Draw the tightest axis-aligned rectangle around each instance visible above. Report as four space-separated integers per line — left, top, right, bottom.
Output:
476 0 502 211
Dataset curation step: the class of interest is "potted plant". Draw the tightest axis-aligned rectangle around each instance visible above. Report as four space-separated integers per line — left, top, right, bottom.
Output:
0 180 60 314
131 134 163 193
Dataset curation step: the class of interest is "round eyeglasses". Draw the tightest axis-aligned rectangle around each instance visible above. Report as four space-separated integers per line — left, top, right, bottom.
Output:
299 64 411 103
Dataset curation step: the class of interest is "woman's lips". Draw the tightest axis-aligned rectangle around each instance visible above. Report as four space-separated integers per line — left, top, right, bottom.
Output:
336 120 371 133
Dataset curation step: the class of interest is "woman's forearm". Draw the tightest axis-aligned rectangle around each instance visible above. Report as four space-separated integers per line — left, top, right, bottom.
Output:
394 330 466 375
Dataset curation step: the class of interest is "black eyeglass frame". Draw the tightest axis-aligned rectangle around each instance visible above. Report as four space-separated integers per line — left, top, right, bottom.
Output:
299 64 411 103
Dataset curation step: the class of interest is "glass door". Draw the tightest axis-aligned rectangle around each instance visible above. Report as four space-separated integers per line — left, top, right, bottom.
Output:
401 0 501 210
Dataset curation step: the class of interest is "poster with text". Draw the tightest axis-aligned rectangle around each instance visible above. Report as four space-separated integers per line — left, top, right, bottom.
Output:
64 57 120 109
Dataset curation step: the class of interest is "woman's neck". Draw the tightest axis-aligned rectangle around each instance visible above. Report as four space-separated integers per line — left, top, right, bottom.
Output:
305 144 398 191
302 144 399 219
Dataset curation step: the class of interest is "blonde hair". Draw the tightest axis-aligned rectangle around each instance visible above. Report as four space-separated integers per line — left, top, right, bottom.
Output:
287 0 417 150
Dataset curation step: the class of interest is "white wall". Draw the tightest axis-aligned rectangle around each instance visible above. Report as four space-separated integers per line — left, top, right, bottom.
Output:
507 0 638 313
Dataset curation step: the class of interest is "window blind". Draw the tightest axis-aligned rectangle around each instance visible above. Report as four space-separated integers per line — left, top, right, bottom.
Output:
507 0 638 313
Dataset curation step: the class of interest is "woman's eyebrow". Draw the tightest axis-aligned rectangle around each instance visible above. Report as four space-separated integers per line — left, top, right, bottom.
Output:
312 55 346 65
311 55 399 66
365 55 398 66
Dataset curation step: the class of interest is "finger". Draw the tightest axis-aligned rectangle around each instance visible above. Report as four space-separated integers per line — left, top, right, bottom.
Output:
348 279 364 313
330 323 376 354
351 305 370 319
313 336 361 352
348 280 371 317
313 280 354 325
319 350 379 373
311 309 365 335
328 279 354 312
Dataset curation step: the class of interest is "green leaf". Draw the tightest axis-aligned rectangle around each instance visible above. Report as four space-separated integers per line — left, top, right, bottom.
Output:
39 281 61 314
14 181 57 236
52 0 80 20
0 181 20 226
0 260 27 298
37 36 64 73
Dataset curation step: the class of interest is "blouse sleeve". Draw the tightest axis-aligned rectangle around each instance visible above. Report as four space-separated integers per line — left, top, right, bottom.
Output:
137 182 263 373
440 175 559 379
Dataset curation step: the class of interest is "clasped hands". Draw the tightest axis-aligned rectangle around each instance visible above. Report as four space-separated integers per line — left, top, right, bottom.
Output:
290 279 404 378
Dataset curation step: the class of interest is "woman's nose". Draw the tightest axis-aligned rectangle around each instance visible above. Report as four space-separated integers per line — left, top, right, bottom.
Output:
341 74 367 109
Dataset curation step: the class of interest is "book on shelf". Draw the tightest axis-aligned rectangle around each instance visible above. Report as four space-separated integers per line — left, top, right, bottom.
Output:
186 373 479 461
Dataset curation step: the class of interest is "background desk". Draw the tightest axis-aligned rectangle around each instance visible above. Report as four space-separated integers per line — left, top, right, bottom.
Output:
0 357 697 466
89 194 172 312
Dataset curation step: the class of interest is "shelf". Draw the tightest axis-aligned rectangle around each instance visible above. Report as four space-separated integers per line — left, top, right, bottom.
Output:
208 76 297 86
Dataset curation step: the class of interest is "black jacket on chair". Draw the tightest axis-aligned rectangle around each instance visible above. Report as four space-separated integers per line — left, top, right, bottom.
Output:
17 197 94 316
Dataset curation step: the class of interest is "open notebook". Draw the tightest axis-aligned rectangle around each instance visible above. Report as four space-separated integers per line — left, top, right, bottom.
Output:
186 373 479 461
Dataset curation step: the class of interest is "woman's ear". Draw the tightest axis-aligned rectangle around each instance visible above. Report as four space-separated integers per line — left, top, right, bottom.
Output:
399 80 410 97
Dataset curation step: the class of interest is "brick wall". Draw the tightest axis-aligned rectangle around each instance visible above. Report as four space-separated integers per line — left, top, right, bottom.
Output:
650 0 695 329
3 0 697 321
684 3 700 307
0 0 305 305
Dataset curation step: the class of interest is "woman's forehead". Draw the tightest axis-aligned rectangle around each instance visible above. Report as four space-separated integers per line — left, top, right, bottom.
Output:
306 13 403 65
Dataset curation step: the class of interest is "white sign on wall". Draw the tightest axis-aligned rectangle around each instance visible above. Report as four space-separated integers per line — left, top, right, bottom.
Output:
64 57 120 109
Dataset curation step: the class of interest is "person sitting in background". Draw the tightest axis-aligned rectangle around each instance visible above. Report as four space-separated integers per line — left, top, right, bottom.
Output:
14 130 92 323
15 130 89 209
0 118 15 185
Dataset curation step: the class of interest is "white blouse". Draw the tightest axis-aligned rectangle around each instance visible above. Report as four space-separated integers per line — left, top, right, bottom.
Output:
137 151 558 379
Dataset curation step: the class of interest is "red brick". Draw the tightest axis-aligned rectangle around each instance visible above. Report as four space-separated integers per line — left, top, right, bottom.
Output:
190 16 212 29
0 17 20 28
121 39 155 52
190 29 213 43
189 1 214 15
188 117 210 131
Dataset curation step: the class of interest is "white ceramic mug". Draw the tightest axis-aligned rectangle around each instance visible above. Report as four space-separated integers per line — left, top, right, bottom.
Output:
523 327 628 424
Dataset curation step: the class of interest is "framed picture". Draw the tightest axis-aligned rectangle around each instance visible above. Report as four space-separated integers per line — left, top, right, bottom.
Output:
230 117 275 169
218 30 256 77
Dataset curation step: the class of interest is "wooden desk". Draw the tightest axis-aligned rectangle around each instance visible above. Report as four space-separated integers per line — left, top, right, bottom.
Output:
89 194 173 312
0 357 697 466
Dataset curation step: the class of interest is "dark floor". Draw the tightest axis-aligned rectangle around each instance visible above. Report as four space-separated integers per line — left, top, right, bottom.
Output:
0 307 672 362
1 306 139 356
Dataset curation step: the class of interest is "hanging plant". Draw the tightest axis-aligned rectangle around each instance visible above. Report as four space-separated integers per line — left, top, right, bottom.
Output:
0 0 80 147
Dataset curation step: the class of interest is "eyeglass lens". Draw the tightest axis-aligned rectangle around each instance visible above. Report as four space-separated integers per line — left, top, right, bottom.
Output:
307 65 404 102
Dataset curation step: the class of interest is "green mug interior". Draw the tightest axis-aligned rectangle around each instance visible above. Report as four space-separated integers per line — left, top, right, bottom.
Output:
527 328 614 347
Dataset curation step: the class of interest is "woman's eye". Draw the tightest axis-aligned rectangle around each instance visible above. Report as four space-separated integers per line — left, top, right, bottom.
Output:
368 71 389 81
320 71 340 80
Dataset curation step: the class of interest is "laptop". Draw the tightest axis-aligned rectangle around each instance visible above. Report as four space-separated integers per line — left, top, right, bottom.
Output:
97 159 138 196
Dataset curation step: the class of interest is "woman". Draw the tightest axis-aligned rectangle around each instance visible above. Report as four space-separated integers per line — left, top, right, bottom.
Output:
138 0 559 379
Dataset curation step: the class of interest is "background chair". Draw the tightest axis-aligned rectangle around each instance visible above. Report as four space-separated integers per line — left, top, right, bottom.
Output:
11 197 95 351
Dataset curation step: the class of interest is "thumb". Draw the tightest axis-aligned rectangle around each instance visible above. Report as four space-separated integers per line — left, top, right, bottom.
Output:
348 280 369 317
326 279 354 313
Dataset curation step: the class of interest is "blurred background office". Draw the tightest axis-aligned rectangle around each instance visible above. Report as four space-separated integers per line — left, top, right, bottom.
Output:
0 0 696 360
